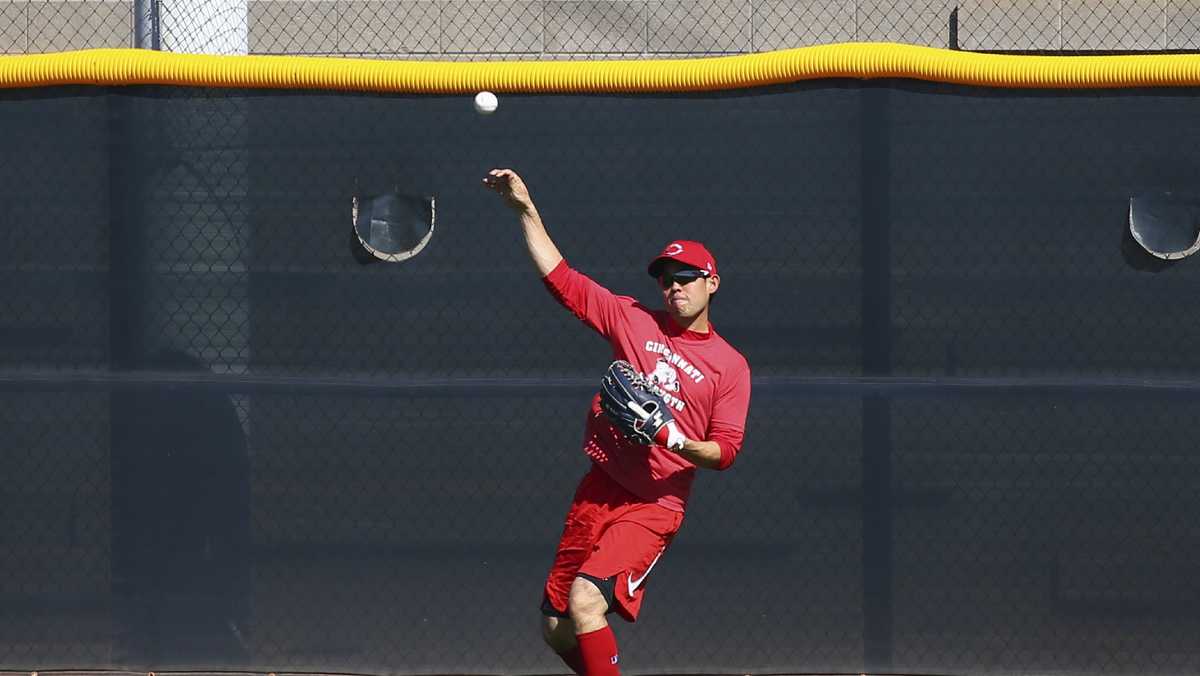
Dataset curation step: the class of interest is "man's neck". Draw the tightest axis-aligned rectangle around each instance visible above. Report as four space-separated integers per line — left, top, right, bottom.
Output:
671 311 710 334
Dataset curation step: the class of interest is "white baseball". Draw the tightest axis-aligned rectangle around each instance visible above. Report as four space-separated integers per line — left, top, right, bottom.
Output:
474 91 498 115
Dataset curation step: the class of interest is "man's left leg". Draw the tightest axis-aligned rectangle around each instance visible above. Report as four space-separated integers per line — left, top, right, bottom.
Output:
540 469 610 674
568 576 620 676
541 614 584 674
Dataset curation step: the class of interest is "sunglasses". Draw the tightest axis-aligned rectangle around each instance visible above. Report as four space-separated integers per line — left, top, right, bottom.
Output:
658 269 709 289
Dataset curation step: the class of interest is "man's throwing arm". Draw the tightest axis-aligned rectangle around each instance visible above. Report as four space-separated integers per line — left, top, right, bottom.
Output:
483 168 563 276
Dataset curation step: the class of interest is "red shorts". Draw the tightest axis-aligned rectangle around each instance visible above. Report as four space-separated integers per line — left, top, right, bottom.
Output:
541 466 684 622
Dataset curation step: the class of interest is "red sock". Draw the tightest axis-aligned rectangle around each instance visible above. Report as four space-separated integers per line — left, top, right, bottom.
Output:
576 625 620 676
557 645 585 675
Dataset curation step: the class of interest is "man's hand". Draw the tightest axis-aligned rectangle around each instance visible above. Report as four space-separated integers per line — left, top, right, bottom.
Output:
483 168 535 213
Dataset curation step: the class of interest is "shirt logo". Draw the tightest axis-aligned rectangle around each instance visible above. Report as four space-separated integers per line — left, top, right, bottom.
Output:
650 359 681 392
644 341 706 385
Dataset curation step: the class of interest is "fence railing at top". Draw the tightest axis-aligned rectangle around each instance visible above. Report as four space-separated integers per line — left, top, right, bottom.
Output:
2 0 1200 58
4 79 1200 675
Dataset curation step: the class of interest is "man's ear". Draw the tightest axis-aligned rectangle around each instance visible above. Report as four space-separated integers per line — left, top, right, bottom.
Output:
707 274 720 294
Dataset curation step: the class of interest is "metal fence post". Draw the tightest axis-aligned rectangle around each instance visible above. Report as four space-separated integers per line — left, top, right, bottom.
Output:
134 0 160 50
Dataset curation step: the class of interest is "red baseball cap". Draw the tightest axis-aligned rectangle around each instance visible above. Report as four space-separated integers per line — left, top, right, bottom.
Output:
646 240 718 278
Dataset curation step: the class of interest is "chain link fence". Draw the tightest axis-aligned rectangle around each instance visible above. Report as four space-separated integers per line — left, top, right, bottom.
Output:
3 1 1200 56
4 1 1200 675
3 80 1200 674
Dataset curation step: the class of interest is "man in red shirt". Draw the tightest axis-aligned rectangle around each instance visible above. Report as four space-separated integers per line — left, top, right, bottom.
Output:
484 169 752 676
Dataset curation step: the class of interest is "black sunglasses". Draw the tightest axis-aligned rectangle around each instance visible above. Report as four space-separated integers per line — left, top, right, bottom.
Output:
658 269 709 289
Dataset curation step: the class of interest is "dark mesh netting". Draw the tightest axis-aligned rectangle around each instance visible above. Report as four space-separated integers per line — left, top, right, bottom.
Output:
2 82 1199 675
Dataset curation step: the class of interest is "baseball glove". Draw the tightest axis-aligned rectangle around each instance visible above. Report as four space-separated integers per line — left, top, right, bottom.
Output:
599 360 686 450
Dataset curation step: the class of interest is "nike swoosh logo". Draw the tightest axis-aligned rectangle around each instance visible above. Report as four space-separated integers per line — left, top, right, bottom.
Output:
626 550 664 597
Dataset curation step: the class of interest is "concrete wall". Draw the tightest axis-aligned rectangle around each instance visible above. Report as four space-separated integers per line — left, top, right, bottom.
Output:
1 0 1198 56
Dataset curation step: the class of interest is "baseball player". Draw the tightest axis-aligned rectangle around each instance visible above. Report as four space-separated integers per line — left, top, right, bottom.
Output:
483 168 752 675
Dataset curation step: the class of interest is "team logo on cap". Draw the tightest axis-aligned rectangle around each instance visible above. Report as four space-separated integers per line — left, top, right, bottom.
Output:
663 243 684 255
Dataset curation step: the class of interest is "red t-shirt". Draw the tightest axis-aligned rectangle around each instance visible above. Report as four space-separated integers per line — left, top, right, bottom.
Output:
542 260 752 513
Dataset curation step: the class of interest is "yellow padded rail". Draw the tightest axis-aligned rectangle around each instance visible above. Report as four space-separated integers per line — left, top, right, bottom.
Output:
4 43 1200 92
